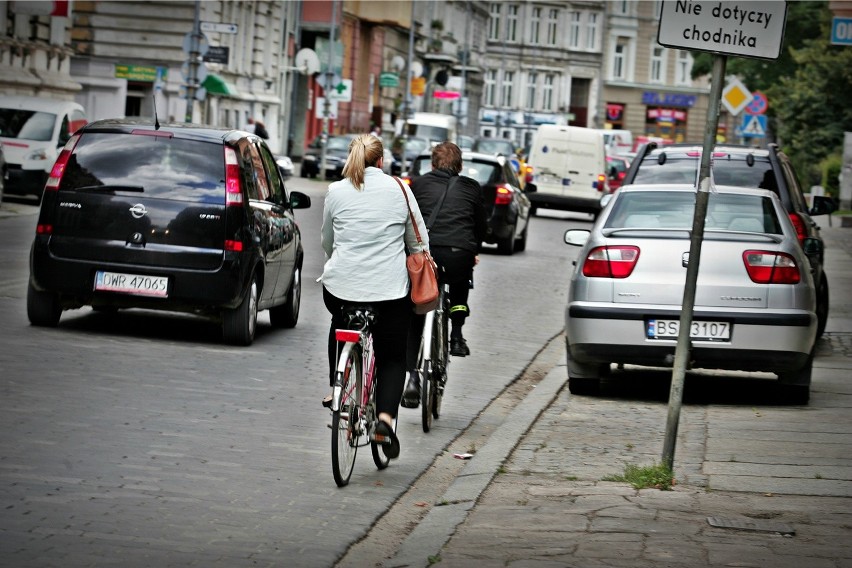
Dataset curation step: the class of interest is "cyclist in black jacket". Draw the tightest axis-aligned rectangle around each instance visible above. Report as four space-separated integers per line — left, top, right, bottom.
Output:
402 141 487 408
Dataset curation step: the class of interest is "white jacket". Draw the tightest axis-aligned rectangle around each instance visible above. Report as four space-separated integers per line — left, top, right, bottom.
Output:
321 167 429 302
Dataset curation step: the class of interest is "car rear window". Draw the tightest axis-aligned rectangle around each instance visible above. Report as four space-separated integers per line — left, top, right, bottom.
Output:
632 153 775 190
60 132 225 203
0 108 56 141
605 191 782 234
410 158 499 186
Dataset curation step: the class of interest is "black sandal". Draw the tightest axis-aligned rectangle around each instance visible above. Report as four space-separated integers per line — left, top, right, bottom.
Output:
321 394 333 409
373 420 400 459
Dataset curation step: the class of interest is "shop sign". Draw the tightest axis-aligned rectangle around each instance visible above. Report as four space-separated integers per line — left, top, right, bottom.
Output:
379 72 399 88
115 64 160 82
641 92 696 107
647 108 686 122
606 103 624 121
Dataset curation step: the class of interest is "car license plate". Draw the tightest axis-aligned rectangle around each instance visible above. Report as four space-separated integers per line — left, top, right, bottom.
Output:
647 319 730 341
95 271 169 297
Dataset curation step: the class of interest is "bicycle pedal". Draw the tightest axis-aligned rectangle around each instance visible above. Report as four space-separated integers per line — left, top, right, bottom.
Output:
370 432 391 444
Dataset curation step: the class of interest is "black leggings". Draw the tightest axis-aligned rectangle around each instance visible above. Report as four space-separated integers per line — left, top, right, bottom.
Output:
323 288 412 419
406 246 475 368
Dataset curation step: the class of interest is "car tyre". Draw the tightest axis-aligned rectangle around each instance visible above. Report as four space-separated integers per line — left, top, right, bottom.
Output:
815 275 829 339
223 274 259 346
27 282 61 327
566 340 606 395
497 224 516 255
776 353 813 405
270 266 300 329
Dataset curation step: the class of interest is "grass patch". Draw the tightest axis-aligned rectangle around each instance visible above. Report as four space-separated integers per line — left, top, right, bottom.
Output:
602 462 674 490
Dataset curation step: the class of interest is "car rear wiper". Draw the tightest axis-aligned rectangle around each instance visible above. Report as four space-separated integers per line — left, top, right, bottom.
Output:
74 184 145 193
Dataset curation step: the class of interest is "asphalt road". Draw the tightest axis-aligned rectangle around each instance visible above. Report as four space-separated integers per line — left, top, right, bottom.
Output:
0 181 591 567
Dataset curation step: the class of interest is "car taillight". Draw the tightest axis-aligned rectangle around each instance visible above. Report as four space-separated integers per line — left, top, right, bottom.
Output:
581 246 640 278
401 176 412 185
524 165 534 183
36 224 53 235
495 184 512 205
44 134 81 192
224 240 244 252
595 173 607 192
788 212 807 244
742 250 801 284
224 146 243 206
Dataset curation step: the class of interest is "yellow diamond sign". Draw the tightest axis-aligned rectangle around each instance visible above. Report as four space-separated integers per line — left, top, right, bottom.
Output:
721 77 753 116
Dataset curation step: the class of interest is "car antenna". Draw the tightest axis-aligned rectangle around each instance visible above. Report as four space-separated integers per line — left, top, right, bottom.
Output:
152 94 161 130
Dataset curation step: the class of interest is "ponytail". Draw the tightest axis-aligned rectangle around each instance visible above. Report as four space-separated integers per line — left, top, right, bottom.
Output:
342 133 384 190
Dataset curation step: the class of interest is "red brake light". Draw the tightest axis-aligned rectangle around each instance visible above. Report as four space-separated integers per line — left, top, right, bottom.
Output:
36 224 53 235
45 134 81 191
224 239 243 252
788 212 807 244
494 184 512 205
742 250 800 284
224 146 243 206
582 246 640 278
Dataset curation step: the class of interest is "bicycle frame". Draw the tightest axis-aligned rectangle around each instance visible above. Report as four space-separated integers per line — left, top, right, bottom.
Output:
332 329 375 417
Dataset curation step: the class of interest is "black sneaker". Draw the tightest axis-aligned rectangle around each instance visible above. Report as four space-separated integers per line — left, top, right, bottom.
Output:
450 337 470 357
400 372 420 408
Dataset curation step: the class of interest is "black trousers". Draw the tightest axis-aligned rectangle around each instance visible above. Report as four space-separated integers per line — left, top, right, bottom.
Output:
406 246 476 369
323 288 411 419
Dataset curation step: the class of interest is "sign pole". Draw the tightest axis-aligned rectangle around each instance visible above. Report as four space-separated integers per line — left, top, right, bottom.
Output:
662 53 726 471
320 0 337 179
184 1 201 122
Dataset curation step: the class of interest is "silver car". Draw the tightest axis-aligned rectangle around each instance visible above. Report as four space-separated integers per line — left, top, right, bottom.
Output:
563 183 820 404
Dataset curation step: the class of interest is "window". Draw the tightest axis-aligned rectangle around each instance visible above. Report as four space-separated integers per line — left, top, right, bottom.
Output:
586 13 598 50
569 12 581 48
484 70 497 106
542 75 555 111
501 71 514 107
614 1 629 15
488 3 501 41
650 47 665 83
546 8 558 46
676 50 693 85
526 73 537 110
530 7 541 45
613 40 627 80
507 4 519 42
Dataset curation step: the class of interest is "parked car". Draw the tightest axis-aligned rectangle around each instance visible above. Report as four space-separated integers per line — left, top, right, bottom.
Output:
276 155 294 179
0 96 88 202
390 135 431 175
472 137 516 157
405 150 532 255
623 142 836 337
457 134 475 151
563 183 820 404
300 133 356 179
606 154 630 191
27 119 312 346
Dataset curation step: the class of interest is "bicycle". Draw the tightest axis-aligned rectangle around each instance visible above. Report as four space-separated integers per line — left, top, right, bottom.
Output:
414 283 450 433
330 305 396 487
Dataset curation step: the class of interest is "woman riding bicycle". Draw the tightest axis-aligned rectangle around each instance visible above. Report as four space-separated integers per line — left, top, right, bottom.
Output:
402 141 487 408
321 133 429 459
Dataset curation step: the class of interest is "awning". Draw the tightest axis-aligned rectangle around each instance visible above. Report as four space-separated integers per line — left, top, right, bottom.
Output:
202 74 237 96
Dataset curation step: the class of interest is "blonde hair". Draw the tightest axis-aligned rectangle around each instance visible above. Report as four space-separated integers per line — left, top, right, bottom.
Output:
342 133 384 190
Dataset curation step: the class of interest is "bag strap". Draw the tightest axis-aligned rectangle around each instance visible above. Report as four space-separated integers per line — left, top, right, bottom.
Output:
393 176 424 246
426 176 454 231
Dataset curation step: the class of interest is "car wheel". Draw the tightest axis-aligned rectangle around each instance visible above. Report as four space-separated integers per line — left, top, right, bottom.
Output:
513 221 528 252
223 274 259 346
27 282 61 327
529 204 538 217
815 275 829 339
566 339 606 395
497 224 516 255
776 353 813 405
270 266 300 329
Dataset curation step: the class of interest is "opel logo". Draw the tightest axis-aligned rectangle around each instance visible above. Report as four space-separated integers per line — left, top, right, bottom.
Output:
129 204 148 219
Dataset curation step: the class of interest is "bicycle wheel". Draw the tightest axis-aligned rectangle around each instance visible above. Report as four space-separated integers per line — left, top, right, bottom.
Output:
332 345 361 487
421 364 433 433
432 302 449 419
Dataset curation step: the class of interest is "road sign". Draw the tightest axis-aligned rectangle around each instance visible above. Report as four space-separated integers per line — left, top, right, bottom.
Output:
657 1 788 60
200 22 238 34
745 91 768 115
326 79 352 103
315 97 338 120
741 114 767 138
203 46 229 65
410 76 426 96
831 17 852 45
721 76 752 116
182 31 209 57
181 60 208 84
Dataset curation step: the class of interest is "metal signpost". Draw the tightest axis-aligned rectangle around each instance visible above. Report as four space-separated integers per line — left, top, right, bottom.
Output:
656 0 787 471
319 1 339 180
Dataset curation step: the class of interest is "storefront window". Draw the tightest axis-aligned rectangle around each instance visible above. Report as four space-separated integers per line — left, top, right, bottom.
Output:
645 107 687 142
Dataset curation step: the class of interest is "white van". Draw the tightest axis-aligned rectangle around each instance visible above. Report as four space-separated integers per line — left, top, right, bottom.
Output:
394 112 458 145
599 128 633 155
0 96 88 201
526 125 608 215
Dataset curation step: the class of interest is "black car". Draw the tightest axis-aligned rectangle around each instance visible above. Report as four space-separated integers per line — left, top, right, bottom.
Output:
27 119 311 346
405 151 532 255
623 142 836 337
299 133 356 179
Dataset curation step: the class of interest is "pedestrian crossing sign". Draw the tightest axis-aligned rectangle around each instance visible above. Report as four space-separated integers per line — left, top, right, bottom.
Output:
741 114 767 138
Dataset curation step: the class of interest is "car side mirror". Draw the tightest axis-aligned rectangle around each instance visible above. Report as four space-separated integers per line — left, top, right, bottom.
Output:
524 182 537 193
802 237 823 256
289 191 312 209
810 195 838 217
564 229 590 247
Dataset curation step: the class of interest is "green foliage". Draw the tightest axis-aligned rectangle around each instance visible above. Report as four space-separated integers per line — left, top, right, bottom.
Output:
603 462 674 490
820 154 842 197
